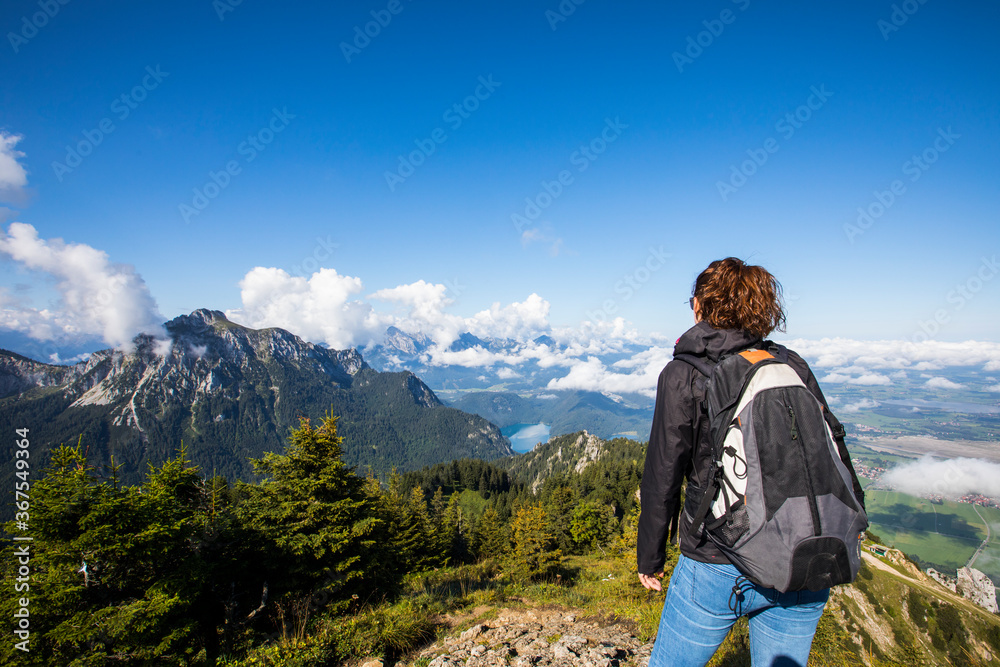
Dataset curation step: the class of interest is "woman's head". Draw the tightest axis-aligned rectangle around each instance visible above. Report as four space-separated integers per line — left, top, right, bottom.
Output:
692 257 786 339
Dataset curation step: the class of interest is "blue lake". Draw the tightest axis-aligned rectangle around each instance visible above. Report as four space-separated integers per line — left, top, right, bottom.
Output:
502 423 551 453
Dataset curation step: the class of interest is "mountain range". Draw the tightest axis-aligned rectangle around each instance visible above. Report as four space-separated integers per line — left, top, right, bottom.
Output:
448 390 652 440
0 309 512 502
364 325 655 438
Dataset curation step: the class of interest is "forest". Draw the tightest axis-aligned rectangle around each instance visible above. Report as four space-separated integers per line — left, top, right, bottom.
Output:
0 414 645 666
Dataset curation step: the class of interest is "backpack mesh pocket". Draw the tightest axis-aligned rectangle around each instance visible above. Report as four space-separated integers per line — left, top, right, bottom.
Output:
710 505 749 548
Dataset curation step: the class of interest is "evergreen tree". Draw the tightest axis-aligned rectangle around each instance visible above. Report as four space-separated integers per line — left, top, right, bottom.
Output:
395 486 438 572
442 491 470 565
1 444 226 665
507 503 563 582
238 413 384 636
543 484 578 554
570 501 615 554
429 486 449 561
472 504 510 563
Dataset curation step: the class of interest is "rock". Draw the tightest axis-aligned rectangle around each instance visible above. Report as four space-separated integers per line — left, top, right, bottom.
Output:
927 568 957 592
552 644 574 660
411 607 654 667
461 623 489 641
361 660 383 667
957 567 999 613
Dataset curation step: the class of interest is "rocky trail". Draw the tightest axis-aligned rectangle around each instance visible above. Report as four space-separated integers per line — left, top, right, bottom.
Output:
380 606 654 667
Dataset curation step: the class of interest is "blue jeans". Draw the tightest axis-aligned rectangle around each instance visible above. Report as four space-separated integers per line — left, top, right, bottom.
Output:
648 555 829 667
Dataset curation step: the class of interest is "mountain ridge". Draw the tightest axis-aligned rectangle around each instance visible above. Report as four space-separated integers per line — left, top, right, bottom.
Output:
0 309 513 507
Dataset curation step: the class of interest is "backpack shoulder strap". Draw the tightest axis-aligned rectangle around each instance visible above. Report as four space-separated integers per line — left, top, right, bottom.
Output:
672 353 714 378
673 353 722 539
762 340 790 363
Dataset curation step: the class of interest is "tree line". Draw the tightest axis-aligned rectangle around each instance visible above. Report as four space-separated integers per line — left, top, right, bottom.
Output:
1 414 646 666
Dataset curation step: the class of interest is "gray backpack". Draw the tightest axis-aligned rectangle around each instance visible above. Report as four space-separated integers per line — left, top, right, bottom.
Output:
676 345 868 592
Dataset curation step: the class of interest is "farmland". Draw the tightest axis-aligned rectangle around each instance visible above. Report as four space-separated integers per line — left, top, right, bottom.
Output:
859 480 1000 585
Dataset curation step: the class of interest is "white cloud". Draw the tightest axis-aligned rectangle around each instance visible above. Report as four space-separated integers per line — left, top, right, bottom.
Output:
840 398 880 413
370 279 464 347
0 223 165 350
521 229 543 245
851 373 892 386
0 132 29 205
784 338 1000 374
985 384 1000 393
467 293 550 341
496 366 520 379
226 267 383 350
913 361 943 371
520 225 565 256
227 269 568 371
883 456 1000 499
924 376 965 390
545 346 673 398
819 368 892 386
152 338 173 357
425 345 500 368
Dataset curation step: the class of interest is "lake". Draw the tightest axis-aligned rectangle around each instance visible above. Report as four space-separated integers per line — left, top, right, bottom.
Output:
502 423 551 453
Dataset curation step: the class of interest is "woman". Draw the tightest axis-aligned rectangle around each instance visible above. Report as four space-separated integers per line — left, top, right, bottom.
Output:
637 257 863 667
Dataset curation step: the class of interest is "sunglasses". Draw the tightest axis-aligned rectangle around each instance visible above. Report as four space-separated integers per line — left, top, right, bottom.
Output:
688 297 695 310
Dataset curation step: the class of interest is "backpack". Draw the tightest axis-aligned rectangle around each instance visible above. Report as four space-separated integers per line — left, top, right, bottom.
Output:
675 344 868 593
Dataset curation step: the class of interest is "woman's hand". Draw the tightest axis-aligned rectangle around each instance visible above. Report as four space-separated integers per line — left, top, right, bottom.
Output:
638 571 663 591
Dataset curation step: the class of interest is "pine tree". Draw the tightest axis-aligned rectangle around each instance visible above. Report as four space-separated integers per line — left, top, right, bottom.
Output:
507 503 563 582
472 504 510 563
570 501 616 554
238 412 383 635
544 484 578 554
396 486 437 571
1 444 227 665
442 491 469 565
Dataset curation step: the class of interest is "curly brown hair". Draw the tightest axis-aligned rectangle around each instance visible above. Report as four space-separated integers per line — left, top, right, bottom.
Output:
693 257 786 339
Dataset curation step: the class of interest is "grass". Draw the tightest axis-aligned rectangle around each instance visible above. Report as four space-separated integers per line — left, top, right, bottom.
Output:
223 547 1000 667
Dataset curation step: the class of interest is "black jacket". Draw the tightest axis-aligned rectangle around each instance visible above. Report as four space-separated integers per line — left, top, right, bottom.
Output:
636 321 864 575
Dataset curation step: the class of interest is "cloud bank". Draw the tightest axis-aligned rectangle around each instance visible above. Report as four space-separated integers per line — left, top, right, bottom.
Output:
786 338 1000 391
5 236 1000 400
0 223 165 350
882 456 1000 499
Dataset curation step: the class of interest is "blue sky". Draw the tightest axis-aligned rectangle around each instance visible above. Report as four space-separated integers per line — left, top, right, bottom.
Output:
1 0 998 363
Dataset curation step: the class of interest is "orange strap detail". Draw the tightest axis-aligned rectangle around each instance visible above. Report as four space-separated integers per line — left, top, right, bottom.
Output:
739 349 774 364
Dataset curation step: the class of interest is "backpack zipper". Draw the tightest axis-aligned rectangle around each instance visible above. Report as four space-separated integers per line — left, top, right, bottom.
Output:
788 400 822 536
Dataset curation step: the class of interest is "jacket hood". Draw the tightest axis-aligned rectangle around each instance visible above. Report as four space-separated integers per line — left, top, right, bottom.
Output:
673 321 761 362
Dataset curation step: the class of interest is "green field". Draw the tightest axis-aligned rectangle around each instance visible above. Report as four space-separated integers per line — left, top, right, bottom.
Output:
848 443 915 468
860 482 1000 585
